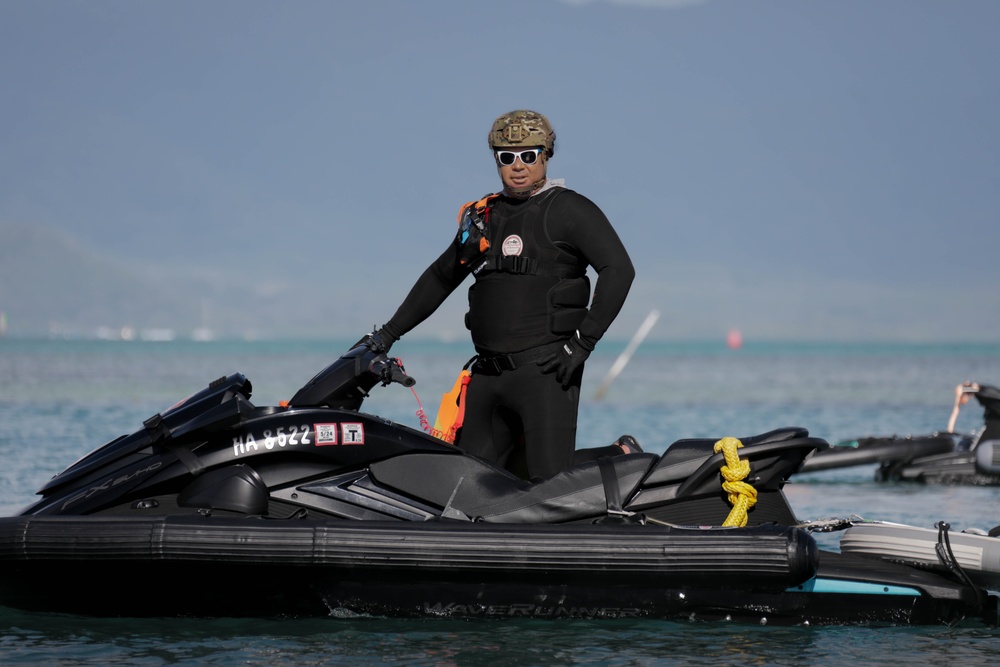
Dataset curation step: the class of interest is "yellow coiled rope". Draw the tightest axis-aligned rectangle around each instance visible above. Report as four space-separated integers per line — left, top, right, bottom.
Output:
713 437 757 527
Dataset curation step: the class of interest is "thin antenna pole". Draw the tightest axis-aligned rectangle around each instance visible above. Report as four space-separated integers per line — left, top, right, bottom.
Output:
594 309 659 400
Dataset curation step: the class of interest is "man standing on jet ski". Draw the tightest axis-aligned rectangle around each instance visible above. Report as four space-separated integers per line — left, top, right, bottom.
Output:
948 381 1000 443
359 109 636 480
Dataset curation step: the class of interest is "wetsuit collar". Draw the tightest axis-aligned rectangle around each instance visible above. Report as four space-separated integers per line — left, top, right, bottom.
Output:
503 178 565 200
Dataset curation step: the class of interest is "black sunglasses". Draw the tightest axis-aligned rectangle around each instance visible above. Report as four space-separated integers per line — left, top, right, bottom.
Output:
495 148 543 166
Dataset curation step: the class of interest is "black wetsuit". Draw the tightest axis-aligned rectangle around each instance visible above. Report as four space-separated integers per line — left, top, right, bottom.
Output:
977 385 1000 443
383 185 634 478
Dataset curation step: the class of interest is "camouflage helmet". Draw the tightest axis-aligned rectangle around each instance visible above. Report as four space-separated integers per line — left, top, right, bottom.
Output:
488 110 556 158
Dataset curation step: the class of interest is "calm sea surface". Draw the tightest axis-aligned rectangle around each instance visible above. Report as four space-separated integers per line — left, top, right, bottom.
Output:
2 338 1000 665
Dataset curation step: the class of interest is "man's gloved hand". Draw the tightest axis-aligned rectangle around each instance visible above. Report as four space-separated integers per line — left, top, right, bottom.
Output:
537 334 592 388
352 326 398 354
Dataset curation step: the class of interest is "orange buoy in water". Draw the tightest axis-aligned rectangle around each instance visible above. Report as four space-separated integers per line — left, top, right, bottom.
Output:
726 329 743 350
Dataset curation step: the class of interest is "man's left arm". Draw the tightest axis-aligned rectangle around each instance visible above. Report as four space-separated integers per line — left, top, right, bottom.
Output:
555 193 635 349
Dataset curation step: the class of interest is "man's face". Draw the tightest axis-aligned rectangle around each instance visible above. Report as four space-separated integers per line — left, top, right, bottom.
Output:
494 147 547 195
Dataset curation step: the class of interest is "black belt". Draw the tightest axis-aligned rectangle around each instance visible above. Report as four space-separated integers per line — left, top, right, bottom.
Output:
470 341 566 375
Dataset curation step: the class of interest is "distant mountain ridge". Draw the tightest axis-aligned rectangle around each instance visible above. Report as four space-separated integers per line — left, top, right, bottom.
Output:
0 220 464 341
1 221 994 343
0 221 303 339
2 223 183 336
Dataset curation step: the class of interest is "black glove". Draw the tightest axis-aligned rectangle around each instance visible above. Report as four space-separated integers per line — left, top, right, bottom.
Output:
537 334 592 388
353 326 398 354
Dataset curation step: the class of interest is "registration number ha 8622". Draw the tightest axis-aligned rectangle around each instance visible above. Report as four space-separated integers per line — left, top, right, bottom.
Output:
232 424 312 457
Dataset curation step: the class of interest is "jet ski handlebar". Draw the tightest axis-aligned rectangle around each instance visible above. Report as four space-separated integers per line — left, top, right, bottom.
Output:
371 355 415 388
287 344 413 409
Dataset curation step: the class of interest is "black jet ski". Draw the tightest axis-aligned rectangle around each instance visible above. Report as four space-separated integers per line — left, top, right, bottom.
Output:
799 383 1000 485
0 344 995 626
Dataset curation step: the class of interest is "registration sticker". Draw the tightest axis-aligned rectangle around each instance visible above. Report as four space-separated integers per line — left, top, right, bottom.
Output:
341 423 365 445
314 423 339 446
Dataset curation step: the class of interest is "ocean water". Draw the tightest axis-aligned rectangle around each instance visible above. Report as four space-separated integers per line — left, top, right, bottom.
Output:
2 337 1000 666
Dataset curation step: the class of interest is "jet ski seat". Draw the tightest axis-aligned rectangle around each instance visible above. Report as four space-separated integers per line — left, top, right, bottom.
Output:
368 452 659 523
642 427 810 486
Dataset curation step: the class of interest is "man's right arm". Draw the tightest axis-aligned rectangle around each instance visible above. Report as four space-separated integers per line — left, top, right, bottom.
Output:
381 246 469 340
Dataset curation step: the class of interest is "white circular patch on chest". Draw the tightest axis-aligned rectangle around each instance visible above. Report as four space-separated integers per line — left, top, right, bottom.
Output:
502 234 524 256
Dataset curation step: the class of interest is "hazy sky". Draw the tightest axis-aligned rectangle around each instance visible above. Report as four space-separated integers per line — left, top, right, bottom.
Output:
2 0 998 341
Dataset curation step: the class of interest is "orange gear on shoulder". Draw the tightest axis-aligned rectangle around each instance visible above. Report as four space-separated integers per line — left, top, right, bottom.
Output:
456 193 500 224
